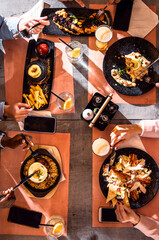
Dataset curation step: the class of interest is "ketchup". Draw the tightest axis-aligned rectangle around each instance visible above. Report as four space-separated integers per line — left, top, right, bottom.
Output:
37 43 49 56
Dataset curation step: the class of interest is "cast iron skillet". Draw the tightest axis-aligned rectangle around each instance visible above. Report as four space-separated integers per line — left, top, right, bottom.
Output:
20 148 61 197
99 147 159 209
41 8 112 36
103 37 159 96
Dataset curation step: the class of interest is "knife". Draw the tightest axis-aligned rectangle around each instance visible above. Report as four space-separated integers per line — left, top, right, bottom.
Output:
0 170 39 201
109 146 116 171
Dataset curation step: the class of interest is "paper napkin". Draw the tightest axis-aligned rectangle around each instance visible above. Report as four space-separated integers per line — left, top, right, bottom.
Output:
128 0 159 38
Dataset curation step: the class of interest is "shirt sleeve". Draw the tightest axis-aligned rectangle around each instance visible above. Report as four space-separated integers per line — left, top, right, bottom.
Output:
0 15 20 40
139 120 159 138
134 215 159 240
0 131 7 149
0 101 5 120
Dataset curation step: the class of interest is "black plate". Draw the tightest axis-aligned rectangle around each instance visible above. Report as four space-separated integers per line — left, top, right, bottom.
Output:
41 8 112 36
81 92 119 131
22 38 54 110
20 148 61 197
99 148 159 209
103 37 159 96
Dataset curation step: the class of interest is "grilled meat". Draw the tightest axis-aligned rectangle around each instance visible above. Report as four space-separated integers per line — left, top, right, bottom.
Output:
53 9 105 35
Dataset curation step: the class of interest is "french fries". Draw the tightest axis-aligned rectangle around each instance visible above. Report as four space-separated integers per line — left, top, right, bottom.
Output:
23 85 48 110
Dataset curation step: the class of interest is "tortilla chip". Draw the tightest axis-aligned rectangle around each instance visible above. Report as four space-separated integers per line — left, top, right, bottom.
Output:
111 197 118 208
106 188 117 203
122 192 130 208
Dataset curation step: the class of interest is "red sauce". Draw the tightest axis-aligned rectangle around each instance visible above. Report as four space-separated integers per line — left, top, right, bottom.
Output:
37 43 49 56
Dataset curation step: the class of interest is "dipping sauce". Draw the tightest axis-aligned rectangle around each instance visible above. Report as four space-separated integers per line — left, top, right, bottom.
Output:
92 138 110 156
36 43 49 56
95 25 113 50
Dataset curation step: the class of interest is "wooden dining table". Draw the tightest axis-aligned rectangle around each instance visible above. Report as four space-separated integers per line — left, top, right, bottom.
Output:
0 0 159 240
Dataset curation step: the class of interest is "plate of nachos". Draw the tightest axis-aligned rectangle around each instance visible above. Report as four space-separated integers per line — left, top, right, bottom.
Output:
99 148 159 209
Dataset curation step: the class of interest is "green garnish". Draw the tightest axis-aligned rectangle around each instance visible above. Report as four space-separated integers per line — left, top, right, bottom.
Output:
117 68 126 76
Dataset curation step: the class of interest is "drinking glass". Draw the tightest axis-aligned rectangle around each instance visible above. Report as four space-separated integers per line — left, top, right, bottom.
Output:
92 138 110 156
56 92 74 111
65 41 83 63
95 25 113 50
45 215 65 238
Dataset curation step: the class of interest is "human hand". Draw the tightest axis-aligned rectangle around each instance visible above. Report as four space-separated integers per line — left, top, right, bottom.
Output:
57 0 85 7
4 103 32 122
0 188 16 208
18 16 50 34
1 134 33 150
115 202 140 225
110 124 142 150
156 83 159 88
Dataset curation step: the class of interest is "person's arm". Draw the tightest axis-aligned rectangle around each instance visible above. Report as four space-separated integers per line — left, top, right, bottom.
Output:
0 188 16 208
140 120 159 138
134 215 159 240
0 15 50 40
0 133 33 150
0 101 5 120
115 203 159 240
110 124 142 149
0 15 20 40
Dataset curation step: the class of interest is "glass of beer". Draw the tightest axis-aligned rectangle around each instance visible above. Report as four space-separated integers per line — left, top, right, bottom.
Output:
92 138 110 157
95 25 113 50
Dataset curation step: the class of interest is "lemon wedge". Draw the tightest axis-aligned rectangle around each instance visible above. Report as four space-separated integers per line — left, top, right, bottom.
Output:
131 59 141 70
62 97 72 110
52 222 63 234
68 48 80 58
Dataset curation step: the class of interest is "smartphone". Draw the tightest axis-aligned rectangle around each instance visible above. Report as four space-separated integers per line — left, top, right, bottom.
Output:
24 116 56 133
98 207 118 222
8 206 42 228
113 0 134 31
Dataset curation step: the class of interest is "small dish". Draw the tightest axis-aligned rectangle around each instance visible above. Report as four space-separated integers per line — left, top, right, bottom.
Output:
26 61 47 84
35 41 50 58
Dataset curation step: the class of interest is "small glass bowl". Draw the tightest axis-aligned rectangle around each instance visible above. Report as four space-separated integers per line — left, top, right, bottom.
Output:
45 215 65 238
65 41 83 63
56 92 74 111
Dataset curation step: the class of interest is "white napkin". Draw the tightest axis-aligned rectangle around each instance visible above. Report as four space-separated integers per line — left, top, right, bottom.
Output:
18 110 52 131
128 0 159 38
118 134 146 152
21 0 44 41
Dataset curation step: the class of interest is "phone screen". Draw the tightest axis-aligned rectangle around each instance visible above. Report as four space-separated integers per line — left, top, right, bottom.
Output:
24 116 56 133
99 208 118 222
113 0 134 31
8 206 42 228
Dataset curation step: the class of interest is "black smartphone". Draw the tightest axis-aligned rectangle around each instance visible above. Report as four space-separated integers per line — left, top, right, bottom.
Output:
8 206 42 228
24 116 56 133
98 207 118 222
113 0 134 31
